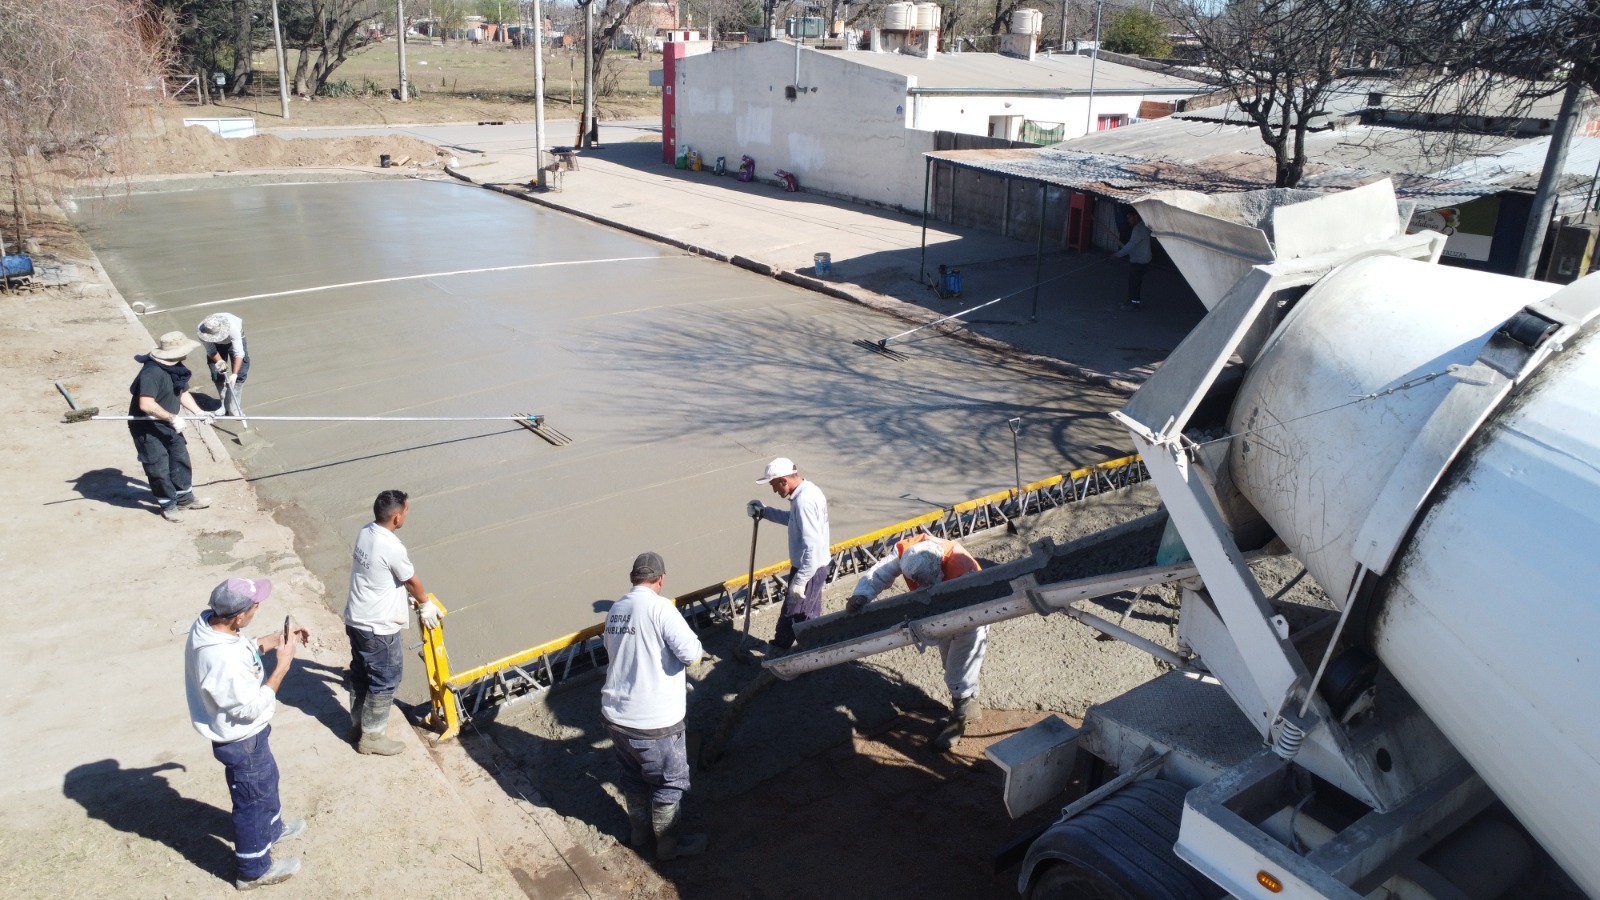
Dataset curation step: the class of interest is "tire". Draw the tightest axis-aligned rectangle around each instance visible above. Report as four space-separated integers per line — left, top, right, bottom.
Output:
1023 779 1219 900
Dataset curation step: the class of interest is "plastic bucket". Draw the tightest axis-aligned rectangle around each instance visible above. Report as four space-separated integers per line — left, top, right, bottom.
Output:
814 253 832 277
380 154 392 168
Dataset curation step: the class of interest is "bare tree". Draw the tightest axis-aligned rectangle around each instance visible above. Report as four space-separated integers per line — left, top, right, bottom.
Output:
288 0 382 96
1164 0 1391 187
0 0 167 243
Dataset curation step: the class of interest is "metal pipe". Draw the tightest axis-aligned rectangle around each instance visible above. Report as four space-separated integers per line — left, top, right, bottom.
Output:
1517 77 1584 278
1063 605 1188 669
92 414 548 423
1031 182 1047 321
919 155 932 286
904 85 1208 97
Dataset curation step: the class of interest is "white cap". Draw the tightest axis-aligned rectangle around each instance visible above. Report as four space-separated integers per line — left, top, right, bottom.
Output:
756 457 799 483
901 541 945 586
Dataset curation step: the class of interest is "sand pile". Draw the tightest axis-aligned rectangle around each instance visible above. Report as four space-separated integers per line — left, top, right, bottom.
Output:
103 122 445 176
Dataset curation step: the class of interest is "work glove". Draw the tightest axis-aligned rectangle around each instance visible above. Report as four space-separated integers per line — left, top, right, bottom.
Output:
170 415 187 433
418 599 443 629
200 411 217 425
211 359 228 375
747 499 764 520
224 371 237 387
846 594 870 616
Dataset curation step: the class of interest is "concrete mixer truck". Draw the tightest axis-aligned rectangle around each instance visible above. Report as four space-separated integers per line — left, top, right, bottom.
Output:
765 179 1599 898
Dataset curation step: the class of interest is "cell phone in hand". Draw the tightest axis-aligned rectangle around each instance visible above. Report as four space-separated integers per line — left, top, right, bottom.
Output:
283 615 293 647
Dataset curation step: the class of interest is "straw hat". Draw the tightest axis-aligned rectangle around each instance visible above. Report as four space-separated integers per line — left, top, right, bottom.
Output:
148 331 200 362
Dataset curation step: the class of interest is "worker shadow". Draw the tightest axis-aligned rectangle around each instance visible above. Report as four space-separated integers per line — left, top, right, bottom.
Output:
62 759 235 882
274 657 355 739
57 467 154 510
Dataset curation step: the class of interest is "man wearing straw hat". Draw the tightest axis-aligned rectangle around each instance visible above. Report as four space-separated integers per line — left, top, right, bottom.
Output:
129 331 212 522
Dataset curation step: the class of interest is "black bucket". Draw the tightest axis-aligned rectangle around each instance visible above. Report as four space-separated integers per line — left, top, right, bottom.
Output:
379 154 392 168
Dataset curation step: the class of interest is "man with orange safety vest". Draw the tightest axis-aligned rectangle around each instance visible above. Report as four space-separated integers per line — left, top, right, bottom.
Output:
847 534 987 752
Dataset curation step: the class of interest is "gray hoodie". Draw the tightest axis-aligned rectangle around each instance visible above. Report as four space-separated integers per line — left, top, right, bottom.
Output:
185 611 276 743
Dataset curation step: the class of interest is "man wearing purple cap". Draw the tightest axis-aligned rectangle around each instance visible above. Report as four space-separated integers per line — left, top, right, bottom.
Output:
184 577 311 890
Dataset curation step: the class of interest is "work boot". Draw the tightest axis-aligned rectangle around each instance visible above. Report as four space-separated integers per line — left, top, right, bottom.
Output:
235 857 300 890
159 504 183 522
624 794 651 848
347 688 367 743
356 692 405 756
931 696 981 753
651 802 707 861
274 818 307 845
178 495 212 510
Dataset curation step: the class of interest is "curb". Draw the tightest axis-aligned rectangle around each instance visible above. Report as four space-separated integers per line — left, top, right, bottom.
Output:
444 166 1140 396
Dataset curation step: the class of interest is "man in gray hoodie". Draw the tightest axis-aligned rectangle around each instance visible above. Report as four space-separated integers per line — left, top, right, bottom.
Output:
184 577 310 890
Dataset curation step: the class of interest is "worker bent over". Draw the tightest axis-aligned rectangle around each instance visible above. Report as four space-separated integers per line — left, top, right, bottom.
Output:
747 457 830 651
197 312 250 419
848 534 988 752
342 489 439 756
601 552 708 861
184 578 311 890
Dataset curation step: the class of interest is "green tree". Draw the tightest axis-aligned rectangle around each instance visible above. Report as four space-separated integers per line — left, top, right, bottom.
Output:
1102 7 1171 58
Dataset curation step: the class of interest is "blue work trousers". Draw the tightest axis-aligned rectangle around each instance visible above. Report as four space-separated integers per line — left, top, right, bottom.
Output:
212 725 283 881
345 625 404 694
604 720 691 806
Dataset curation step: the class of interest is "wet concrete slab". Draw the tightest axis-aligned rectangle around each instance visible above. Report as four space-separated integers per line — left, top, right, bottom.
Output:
78 178 1132 694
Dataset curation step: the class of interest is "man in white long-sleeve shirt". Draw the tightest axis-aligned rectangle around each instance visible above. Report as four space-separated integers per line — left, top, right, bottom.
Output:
601 552 707 861
184 577 311 890
746 457 830 651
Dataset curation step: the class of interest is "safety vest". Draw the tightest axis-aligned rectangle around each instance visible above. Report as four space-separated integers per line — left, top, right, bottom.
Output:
895 534 981 591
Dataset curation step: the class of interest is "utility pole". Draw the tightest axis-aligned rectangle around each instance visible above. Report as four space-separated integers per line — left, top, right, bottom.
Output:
269 0 290 119
1060 0 1068 51
579 0 596 148
397 0 410 103
532 0 548 188
1084 0 1102 134
1517 77 1584 279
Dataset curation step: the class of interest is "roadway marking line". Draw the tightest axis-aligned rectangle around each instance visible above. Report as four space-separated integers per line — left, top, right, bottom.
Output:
154 256 672 314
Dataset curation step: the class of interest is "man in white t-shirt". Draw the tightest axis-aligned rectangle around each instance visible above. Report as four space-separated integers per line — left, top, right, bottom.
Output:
197 312 250 418
746 456 830 651
343 489 439 756
601 552 707 861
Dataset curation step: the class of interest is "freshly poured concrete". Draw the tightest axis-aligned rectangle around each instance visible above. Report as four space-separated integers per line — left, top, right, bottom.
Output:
80 178 1131 683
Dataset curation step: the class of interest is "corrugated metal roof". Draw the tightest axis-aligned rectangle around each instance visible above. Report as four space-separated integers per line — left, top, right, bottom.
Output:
925 145 1502 210
830 47 1208 92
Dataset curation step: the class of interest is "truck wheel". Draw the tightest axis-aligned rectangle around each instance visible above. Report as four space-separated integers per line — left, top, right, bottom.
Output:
1022 779 1218 900
1028 861 1133 900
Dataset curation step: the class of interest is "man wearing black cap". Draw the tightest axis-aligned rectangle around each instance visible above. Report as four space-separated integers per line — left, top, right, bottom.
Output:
600 552 708 861
184 577 311 890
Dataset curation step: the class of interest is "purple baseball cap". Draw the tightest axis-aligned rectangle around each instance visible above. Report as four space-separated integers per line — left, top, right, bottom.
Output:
209 577 273 617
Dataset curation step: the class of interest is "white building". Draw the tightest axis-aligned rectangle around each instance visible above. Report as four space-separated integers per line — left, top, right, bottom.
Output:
672 39 1209 210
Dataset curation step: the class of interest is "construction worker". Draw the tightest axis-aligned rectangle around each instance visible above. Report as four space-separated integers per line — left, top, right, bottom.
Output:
847 534 987 752
747 457 830 651
184 577 310 890
343 489 440 756
1114 209 1153 309
197 312 249 418
129 331 212 522
600 552 708 861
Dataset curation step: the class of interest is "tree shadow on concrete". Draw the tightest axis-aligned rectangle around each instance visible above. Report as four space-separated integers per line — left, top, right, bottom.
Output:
275 658 355 741
62 759 234 882
58 467 154 510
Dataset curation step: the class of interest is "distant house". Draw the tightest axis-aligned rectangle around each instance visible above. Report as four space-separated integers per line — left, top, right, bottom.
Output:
669 39 1209 211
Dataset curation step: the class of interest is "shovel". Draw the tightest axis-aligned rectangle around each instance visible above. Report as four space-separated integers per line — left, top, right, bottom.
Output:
733 516 761 663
